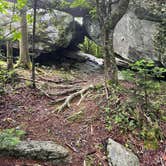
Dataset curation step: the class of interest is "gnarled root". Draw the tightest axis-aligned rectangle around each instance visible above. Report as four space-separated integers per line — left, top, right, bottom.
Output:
54 84 94 113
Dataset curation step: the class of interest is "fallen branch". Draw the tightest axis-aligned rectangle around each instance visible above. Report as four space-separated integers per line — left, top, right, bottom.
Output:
54 84 94 112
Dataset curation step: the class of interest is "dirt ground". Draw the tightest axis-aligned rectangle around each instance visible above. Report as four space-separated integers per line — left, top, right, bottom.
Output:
0 68 165 166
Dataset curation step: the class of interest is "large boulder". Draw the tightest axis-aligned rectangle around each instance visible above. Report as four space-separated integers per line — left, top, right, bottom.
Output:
0 140 70 165
0 8 84 52
107 138 140 166
113 9 158 62
83 1 166 66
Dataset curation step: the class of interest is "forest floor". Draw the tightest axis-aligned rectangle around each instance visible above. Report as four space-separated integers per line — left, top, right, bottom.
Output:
0 64 166 166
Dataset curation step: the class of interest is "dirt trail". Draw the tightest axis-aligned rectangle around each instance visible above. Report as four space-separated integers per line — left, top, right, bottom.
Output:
0 68 165 166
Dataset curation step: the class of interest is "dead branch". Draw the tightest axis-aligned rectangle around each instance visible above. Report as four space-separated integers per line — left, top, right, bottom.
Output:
54 84 94 112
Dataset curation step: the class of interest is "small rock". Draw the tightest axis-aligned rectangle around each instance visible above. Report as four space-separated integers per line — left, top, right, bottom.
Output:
107 138 140 166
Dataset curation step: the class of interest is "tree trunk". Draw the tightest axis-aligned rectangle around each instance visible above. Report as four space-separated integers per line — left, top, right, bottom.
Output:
31 0 38 89
103 28 118 96
6 41 13 70
109 30 118 85
16 7 31 69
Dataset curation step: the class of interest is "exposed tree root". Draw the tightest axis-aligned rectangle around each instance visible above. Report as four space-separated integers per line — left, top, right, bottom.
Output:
37 75 66 84
77 91 89 106
36 86 55 100
37 75 87 85
48 84 78 89
51 97 67 104
53 87 81 96
54 84 94 112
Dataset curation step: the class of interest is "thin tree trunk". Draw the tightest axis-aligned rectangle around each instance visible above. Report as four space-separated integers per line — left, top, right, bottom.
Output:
6 41 13 70
31 0 38 88
109 30 118 85
7 1 16 70
16 7 31 69
103 28 118 97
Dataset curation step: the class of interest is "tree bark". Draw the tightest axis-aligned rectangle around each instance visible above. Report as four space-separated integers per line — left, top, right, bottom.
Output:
6 41 13 70
31 0 38 88
95 0 129 97
16 7 31 69
103 27 118 96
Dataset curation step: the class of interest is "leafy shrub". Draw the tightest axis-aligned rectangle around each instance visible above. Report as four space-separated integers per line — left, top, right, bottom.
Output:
122 59 166 111
0 128 25 148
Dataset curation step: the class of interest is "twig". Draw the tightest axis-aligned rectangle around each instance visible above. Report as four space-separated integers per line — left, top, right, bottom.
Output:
160 157 165 166
65 142 78 153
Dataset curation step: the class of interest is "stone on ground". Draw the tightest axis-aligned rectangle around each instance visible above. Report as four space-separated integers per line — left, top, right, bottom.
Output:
0 140 70 165
107 138 140 166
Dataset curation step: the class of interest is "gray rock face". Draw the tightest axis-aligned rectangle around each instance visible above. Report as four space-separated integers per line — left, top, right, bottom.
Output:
107 139 140 166
113 9 158 62
0 8 84 52
0 140 70 165
83 1 165 66
30 9 74 52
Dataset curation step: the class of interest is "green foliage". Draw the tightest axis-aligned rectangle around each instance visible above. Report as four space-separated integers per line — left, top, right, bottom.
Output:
123 59 166 110
104 61 166 150
0 69 18 84
62 0 96 17
0 67 19 95
26 13 33 24
79 37 102 58
0 0 9 13
16 0 27 10
12 14 21 22
0 128 25 148
12 30 22 41
70 0 90 8
140 123 163 150
0 0 27 41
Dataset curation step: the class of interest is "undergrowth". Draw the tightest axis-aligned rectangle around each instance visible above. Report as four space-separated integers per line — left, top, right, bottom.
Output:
104 59 166 150
0 128 25 148
0 64 19 95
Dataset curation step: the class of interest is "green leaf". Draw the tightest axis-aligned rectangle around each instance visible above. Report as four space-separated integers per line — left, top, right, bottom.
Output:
12 31 21 41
